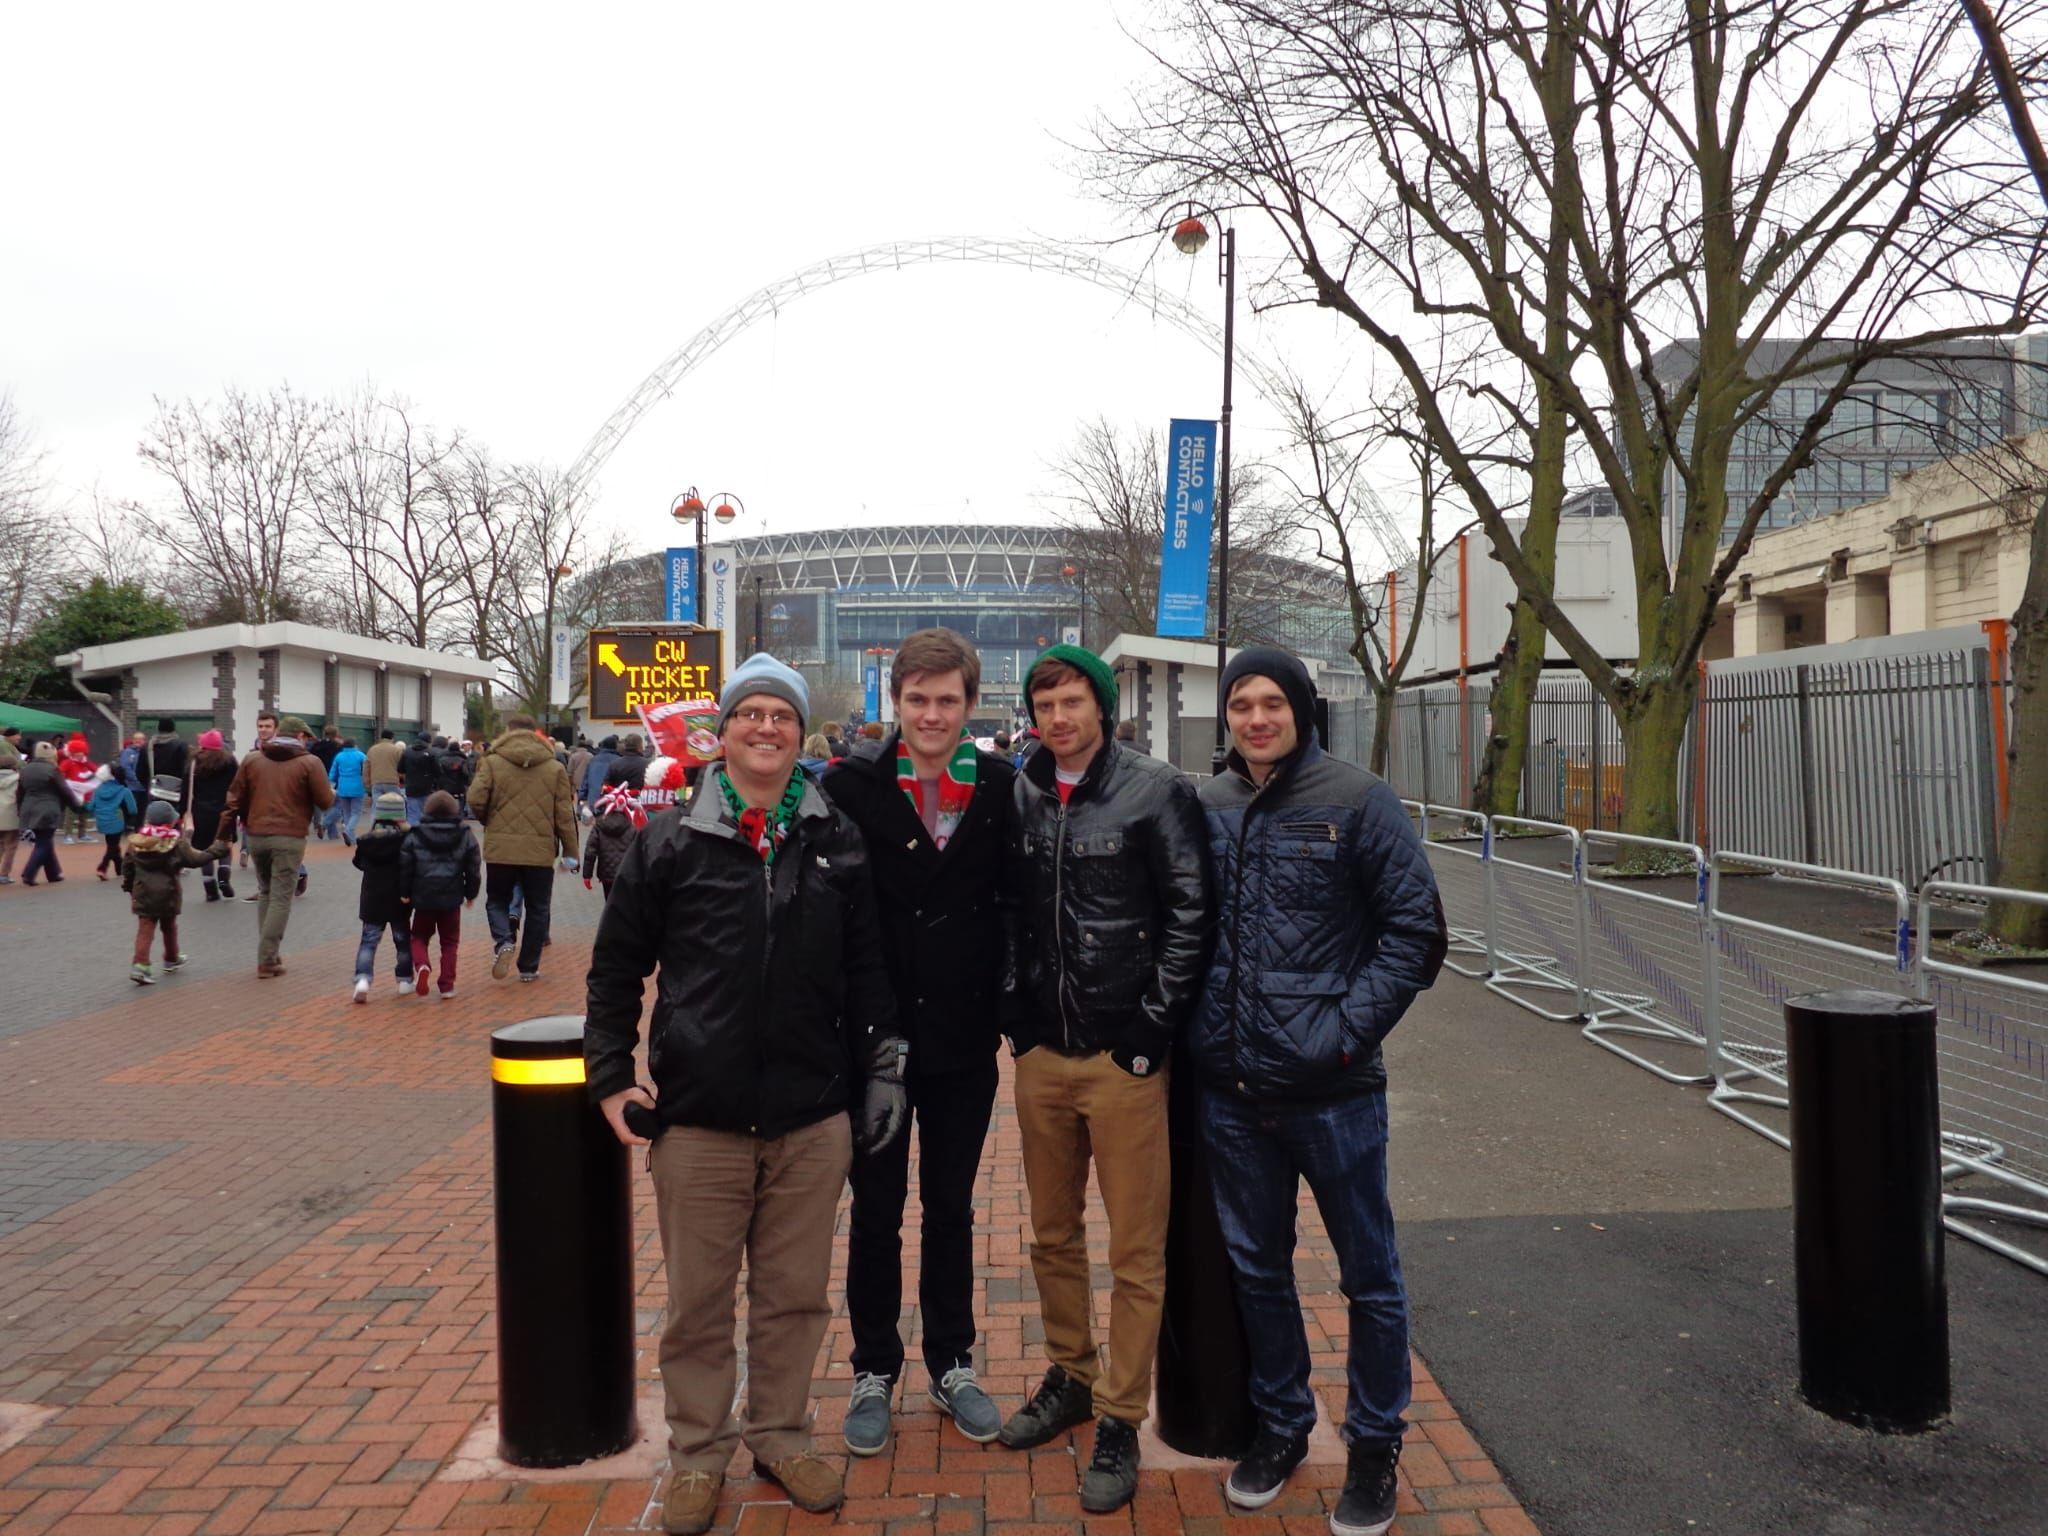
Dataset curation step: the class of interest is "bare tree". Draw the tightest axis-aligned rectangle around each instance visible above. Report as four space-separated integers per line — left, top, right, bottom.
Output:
431 442 528 718
0 394 61 696
1042 415 1298 646
1098 0 2048 839
133 384 329 623
311 390 461 648
1278 379 1477 774
499 461 603 723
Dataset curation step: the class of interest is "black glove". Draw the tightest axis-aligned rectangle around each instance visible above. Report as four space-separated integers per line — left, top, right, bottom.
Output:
1110 1035 1169 1080
855 1039 910 1156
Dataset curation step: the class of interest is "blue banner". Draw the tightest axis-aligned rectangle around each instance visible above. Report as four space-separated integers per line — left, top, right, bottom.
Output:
864 663 882 722
1155 418 1218 637
665 548 698 623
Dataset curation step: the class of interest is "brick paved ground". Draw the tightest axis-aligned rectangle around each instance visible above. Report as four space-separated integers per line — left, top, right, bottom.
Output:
0 836 1537 1536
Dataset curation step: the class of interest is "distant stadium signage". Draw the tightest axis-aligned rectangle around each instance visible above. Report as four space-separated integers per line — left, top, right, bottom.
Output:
1156 417 1218 637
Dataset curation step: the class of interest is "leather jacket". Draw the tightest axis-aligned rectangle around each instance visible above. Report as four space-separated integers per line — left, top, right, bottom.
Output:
1009 739 1212 1069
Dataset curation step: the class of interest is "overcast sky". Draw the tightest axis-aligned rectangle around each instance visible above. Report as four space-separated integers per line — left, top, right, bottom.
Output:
3 3 1396 563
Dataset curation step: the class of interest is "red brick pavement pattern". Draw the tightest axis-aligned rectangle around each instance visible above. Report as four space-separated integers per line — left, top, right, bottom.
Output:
0 857 1536 1536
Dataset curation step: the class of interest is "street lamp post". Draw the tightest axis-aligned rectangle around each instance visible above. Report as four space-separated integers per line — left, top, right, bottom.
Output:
1168 205 1236 777
1060 564 1089 650
670 488 744 627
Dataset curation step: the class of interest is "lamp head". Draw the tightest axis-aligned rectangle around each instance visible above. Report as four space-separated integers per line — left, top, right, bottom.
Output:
1171 215 1210 256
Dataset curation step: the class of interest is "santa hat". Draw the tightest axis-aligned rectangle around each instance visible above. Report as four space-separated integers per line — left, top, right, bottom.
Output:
64 734 88 758
640 756 689 810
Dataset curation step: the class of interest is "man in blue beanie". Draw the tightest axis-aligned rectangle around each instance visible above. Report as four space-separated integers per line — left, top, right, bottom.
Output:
1193 646 1447 1535
585 653 910 1534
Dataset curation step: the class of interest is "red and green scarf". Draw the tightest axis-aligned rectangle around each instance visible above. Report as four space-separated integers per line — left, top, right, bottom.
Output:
717 768 806 864
898 731 977 850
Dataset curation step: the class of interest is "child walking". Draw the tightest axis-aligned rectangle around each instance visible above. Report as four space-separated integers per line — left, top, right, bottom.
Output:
122 802 227 984
581 781 644 902
400 790 479 999
351 792 414 1003
88 764 139 879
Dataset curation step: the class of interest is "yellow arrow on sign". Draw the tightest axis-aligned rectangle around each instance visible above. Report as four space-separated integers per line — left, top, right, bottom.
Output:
598 642 625 677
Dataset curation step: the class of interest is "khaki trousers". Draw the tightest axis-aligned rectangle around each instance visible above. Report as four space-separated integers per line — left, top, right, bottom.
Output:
1014 1047 1171 1424
650 1114 852 1474
245 834 305 965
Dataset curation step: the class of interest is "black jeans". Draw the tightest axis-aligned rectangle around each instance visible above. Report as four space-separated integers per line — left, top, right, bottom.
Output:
485 863 553 975
846 1058 1000 1382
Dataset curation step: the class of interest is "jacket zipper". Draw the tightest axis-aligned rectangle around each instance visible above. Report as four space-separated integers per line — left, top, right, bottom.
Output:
1053 795 1073 1051
1227 770 1268 1077
755 847 775 1132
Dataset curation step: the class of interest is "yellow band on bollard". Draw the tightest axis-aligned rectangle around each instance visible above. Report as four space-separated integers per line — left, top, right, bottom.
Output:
492 1057 587 1086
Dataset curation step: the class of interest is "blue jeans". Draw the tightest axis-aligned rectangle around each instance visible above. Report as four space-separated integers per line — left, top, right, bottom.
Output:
485 864 553 975
1201 1086 1409 1448
355 918 412 980
404 795 426 826
326 796 363 838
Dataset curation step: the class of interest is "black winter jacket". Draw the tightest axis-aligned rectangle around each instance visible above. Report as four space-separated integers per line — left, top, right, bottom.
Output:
821 735 1016 1075
352 824 409 923
402 744 439 798
1192 743 1447 1101
603 750 650 790
435 749 472 801
186 749 238 844
584 775 906 1139
400 816 481 910
580 810 638 885
1010 740 1212 1070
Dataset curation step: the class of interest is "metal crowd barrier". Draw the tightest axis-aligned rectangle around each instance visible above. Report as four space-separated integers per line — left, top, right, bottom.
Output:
1704 852 1914 1149
1410 805 2047 1277
1580 832 1713 1086
1913 882 2048 1274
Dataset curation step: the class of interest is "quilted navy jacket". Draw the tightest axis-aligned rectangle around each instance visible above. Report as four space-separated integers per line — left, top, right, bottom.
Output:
1192 742 1447 1100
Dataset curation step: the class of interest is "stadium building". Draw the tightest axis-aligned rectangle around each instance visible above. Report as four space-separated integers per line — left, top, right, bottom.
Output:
590 522 1359 729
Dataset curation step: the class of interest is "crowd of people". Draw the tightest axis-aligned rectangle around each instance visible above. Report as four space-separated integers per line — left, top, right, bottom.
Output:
0 713 586 992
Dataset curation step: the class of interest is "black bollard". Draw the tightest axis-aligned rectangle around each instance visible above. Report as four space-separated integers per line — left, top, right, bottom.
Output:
1786 989 1949 1432
1154 1042 1255 1459
491 1016 638 1467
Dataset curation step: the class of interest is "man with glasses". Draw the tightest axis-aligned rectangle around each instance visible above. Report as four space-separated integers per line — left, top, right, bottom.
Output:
586 653 909 1535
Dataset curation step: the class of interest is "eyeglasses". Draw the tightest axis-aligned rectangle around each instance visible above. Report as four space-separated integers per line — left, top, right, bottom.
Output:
731 708 800 730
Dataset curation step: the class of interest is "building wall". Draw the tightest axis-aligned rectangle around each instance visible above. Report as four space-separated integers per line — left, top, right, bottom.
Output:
135 655 216 712
428 676 468 737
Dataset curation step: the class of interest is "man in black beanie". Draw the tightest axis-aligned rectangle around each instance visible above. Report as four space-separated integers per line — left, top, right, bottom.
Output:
1192 646 1447 1535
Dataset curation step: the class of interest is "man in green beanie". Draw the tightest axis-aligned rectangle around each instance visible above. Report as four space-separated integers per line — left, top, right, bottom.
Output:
996 644 1212 1513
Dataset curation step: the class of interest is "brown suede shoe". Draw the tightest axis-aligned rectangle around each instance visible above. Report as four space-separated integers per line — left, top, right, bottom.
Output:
752 1451 844 1513
660 1468 721 1535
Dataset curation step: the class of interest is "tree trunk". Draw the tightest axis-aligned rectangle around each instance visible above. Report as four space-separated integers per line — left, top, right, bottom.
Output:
1988 498 2048 946
1616 676 1697 843
1472 598 1546 816
1368 679 1395 778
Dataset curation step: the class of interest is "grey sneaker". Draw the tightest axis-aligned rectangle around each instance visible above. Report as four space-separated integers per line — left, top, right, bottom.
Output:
998 1364 1095 1450
491 944 515 979
929 1365 1001 1443
1079 1415 1141 1514
842 1371 893 1457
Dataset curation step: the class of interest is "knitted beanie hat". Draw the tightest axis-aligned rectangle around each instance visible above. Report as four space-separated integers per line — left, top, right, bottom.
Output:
144 800 178 826
373 791 406 823
197 729 225 750
1025 644 1118 726
718 652 810 734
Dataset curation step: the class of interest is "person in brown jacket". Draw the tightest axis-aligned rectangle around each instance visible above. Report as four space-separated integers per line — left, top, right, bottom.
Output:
465 713 578 983
364 730 406 806
220 713 336 977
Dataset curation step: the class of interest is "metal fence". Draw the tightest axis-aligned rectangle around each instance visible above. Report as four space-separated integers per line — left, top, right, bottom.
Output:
1406 801 2048 1278
1332 627 2010 890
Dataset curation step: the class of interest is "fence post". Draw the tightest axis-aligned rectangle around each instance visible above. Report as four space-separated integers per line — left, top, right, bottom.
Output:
1586 688 1602 831
1967 643 2002 873
1481 815 1499 977
1795 664 1818 866
1692 659 1711 852
1980 617 2012 835
1417 691 1433 806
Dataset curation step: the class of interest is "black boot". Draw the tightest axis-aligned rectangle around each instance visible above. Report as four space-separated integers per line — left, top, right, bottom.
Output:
203 874 221 902
215 869 235 900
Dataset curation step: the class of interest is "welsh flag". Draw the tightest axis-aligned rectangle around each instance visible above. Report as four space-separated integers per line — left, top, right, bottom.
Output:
636 698 721 769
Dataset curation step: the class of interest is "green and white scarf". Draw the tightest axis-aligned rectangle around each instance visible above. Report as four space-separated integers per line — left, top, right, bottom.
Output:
897 731 977 850
717 768 806 864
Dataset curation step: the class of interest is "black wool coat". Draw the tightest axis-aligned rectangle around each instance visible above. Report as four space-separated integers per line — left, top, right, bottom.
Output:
820 736 1016 1075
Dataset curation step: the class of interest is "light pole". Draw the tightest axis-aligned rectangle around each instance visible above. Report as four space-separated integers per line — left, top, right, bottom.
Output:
669 488 743 626
1060 564 1089 650
1167 204 1235 777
